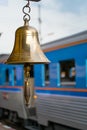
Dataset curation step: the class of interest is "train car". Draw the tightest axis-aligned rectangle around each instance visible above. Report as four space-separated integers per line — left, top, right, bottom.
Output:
0 30 87 130
34 30 87 130
0 56 25 119
0 55 36 121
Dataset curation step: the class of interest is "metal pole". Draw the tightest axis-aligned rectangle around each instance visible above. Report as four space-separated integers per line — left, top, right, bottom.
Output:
38 4 42 42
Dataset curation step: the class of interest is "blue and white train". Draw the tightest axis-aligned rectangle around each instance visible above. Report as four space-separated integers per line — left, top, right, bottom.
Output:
0 30 87 130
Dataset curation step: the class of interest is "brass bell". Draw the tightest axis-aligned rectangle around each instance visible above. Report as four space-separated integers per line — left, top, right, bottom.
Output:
6 0 50 107
6 20 50 64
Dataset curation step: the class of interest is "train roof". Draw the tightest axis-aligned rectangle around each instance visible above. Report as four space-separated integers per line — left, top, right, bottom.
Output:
0 54 9 63
0 30 87 63
41 30 87 52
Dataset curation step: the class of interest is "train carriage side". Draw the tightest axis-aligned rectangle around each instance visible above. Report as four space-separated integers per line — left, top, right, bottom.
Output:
0 55 39 126
34 31 87 130
0 60 29 120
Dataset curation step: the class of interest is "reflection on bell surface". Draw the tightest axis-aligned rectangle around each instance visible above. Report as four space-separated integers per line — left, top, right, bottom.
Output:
6 19 50 64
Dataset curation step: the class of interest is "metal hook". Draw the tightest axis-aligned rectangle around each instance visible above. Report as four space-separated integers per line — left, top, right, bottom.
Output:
22 0 31 22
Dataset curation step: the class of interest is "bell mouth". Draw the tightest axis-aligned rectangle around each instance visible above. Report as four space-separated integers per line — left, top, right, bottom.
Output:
6 52 50 64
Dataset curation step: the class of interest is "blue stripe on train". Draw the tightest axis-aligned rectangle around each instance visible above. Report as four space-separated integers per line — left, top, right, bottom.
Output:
0 88 22 92
35 90 87 97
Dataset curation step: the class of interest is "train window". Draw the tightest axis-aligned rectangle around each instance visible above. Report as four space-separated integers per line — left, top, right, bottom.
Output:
60 60 76 87
45 64 50 85
5 69 9 85
14 68 17 85
30 65 34 78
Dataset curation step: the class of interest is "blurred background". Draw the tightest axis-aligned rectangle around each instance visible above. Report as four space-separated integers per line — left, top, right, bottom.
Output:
0 0 87 53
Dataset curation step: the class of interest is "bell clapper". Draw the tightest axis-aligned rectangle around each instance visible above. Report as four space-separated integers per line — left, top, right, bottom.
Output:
24 64 34 107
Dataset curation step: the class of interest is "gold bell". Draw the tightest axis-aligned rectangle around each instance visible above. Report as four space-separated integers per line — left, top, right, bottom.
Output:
6 0 50 107
6 20 50 64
